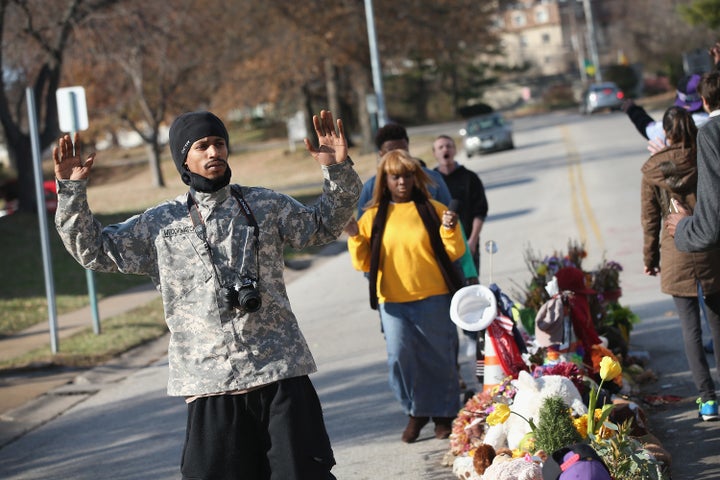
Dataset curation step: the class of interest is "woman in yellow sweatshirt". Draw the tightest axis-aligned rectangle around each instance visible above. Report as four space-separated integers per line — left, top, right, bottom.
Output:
346 149 466 443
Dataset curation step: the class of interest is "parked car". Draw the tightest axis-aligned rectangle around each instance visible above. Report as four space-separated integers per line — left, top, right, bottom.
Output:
459 112 514 157
0 179 56 217
579 82 625 114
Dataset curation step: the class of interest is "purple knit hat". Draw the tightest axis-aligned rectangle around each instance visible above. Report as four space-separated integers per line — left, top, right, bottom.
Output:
674 74 703 112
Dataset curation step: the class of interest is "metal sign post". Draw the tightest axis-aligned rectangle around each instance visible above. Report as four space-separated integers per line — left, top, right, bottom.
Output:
484 240 498 285
26 88 59 353
56 86 100 335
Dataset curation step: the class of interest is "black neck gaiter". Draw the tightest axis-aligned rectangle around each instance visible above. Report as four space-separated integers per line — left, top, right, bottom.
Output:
181 166 232 193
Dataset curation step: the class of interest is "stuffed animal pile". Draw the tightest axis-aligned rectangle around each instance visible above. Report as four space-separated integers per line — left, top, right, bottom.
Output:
483 371 587 451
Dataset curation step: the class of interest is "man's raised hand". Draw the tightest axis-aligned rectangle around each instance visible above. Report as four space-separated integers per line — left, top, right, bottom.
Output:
53 132 95 181
304 110 348 166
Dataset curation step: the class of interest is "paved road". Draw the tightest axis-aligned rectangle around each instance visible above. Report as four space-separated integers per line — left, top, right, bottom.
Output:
2 110 720 479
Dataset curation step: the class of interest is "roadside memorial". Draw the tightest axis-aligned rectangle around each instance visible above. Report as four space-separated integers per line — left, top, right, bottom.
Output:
446 240 670 479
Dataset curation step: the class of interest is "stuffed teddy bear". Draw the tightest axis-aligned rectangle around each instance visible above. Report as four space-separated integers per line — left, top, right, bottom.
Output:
484 371 587 451
473 444 496 475
481 456 542 480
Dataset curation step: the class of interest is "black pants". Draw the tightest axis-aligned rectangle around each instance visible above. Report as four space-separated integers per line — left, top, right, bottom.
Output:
181 376 335 480
674 292 720 403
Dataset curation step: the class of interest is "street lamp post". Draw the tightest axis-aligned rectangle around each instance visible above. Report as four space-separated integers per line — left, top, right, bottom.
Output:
364 0 388 127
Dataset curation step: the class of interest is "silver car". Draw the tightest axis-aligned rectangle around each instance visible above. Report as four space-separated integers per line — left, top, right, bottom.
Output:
459 112 514 157
580 82 625 114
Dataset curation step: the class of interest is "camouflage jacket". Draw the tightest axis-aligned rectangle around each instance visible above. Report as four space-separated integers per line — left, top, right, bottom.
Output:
55 160 362 396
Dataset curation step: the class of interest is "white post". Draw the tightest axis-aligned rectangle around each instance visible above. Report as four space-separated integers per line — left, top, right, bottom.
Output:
364 0 388 127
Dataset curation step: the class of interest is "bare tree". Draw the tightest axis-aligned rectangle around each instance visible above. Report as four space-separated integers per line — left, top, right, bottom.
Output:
373 0 498 120
602 0 715 81
0 0 123 212
72 0 232 187
1 0 505 202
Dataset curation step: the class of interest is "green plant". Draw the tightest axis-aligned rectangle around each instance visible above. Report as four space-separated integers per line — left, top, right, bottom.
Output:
587 356 622 440
534 395 583 454
603 302 641 339
592 420 669 480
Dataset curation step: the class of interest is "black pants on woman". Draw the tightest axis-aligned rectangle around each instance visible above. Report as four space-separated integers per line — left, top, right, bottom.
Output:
674 292 720 403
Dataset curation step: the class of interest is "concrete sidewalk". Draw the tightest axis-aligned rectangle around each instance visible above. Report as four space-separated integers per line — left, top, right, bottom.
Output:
0 282 161 418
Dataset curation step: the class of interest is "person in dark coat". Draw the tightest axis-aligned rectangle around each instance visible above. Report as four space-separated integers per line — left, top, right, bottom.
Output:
432 135 488 271
641 105 720 421
668 71 720 252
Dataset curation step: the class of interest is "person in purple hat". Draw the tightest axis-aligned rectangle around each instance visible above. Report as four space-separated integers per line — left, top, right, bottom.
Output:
622 73 709 151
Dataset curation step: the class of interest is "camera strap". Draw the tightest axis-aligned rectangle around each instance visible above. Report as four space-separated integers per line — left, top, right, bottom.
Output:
229 185 259 240
186 186 259 242
186 186 260 283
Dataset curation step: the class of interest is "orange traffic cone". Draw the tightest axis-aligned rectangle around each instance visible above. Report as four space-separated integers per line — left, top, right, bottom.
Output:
482 328 505 393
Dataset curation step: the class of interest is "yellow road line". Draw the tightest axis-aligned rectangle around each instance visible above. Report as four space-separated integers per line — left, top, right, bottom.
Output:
561 126 605 252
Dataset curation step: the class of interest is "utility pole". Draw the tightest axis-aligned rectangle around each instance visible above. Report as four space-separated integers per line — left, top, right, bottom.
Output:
364 0 388 128
582 0 602 82
566 1 587 83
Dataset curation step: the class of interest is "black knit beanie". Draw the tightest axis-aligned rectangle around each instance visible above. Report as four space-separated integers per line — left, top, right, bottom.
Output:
168 111 231 192
169 111 230 175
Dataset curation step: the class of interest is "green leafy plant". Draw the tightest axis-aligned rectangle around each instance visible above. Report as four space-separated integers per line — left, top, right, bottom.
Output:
603 302 641 341
592 420 668 480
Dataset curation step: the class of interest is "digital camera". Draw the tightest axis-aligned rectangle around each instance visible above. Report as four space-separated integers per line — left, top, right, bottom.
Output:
221 278 262 313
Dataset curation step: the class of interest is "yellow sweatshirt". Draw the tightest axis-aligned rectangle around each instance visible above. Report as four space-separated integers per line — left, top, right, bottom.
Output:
348 199 466 304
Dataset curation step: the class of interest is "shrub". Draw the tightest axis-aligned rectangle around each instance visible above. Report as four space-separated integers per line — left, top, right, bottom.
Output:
534 395 583 454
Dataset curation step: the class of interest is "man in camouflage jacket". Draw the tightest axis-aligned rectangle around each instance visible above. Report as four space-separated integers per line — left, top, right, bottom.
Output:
53 110 362 480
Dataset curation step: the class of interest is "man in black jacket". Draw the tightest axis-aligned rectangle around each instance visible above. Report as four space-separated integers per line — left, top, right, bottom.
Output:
432 135 488 271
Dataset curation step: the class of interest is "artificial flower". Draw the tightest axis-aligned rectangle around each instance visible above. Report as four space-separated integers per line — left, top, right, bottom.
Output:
573 414 588 438
486 403 511 426
591 345 623 387
534 361 586 395
600 356 622 382
450 391 494 455
586 356 622 440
